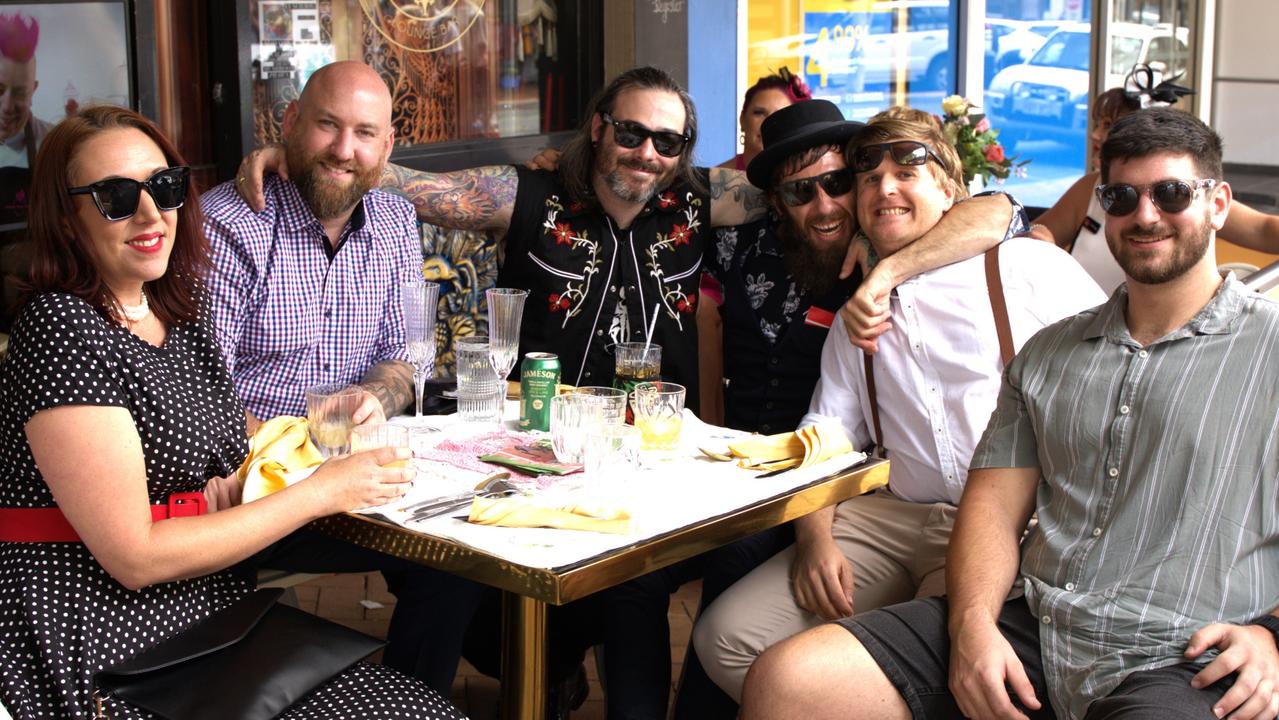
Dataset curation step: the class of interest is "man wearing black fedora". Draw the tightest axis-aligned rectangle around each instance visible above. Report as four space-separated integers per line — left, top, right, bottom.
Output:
694 104 1106 709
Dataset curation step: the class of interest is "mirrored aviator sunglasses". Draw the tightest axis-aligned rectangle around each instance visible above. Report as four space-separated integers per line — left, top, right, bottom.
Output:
601 113 689 158
1094 179 1217 217
777 168 855 207
851 140 940 173
68 166 190 221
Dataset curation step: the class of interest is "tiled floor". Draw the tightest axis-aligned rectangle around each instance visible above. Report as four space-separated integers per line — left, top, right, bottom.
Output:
296 572 703 720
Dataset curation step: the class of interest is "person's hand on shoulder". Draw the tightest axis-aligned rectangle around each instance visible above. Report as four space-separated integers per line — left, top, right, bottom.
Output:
235 143 289 212
1186 621 1279 719
303 446 415 513
526 147 562 172
790 535 855 620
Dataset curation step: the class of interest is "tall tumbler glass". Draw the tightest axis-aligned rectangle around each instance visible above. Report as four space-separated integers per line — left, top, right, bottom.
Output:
455 335 501 422
486 288 528 410
401 280 440 419
305 384 363 457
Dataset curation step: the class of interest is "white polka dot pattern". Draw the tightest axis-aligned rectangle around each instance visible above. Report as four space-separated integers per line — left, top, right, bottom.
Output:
0 293 466 719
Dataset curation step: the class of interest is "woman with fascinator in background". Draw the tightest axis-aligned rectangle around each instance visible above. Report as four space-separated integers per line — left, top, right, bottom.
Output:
0 105 464 719
1024 65 1279 293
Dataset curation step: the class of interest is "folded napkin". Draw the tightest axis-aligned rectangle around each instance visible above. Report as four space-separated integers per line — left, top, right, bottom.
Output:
727 421 853 473
238 416 325 503
467 496 634 534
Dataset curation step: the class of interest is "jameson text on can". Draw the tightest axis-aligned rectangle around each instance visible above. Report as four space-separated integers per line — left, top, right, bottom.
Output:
519 352 560 431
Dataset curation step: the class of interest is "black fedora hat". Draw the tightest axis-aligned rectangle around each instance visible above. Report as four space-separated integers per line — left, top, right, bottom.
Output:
746 99 864 189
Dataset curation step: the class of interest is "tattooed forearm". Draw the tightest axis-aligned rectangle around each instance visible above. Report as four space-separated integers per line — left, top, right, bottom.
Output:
707 167 769 227
360 360 417 417
379 163 518 234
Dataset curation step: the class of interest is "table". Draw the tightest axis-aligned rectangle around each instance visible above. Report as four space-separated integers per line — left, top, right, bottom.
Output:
315 449 887 719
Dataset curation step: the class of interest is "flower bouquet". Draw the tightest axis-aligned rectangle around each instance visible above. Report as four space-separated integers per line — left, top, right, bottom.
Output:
939 95 1029 188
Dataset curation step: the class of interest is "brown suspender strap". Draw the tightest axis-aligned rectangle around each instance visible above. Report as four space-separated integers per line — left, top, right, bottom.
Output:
862 243 1014 455
985 244 1015 367
864 353 884 455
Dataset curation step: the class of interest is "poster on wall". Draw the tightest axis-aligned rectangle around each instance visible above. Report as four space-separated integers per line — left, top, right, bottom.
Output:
0 1 130 226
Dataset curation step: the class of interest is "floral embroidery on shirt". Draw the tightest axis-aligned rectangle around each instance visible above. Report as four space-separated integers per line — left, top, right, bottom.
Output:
745 273 774 310
715 226 738 269
540 195 601 326
781 283 802 317
759 320 781 343
646 194 705 328
658 191 678 209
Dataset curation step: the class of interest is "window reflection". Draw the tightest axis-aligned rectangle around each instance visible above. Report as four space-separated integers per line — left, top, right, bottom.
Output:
250 0 577 149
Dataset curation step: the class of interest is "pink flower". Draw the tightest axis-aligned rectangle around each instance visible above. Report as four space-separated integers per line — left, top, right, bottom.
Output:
984 143 1006 164
974 117 990 134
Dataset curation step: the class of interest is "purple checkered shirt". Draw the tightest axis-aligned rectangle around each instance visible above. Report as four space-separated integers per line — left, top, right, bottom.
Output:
202 175 421 420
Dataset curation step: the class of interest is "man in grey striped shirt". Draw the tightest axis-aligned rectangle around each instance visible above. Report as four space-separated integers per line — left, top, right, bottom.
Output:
741 109 1279 720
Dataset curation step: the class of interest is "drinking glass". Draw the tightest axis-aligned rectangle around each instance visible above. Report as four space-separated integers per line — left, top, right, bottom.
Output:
582 423 642 479
631 381 686 451
351 424 411 468
574 386 628 425
455 335 502 422
401 280 441 418
613 342 661 422
305 384 363 457
550 394 608 464
486 288 528 411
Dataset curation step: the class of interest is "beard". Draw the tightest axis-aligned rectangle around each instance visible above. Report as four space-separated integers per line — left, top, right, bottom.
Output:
597 151 673 204
778 213 851 297
1107 209 1212 285
287 141 382 220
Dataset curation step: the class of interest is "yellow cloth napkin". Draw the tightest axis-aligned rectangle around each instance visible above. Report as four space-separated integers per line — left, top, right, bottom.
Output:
727 421 854 472
467 496 634 535
238 416 325 503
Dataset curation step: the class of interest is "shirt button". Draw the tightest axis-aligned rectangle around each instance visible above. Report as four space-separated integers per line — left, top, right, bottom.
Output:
1108 468 1119 477
769 357 779 365
761 424 771 432
765 401 775 410
1138 350 1149 358
769 378 779 387
596 329 604 336
1092 527 1102 536
1065 582 1076 591
323 363 331 372
1119 405 1130 415
1041 615 1052 625
324 309 332 318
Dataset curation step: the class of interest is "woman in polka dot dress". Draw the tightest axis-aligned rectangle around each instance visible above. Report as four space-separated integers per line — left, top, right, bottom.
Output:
0 106 466 719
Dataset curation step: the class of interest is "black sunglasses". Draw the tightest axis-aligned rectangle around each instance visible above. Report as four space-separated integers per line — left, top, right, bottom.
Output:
1094 179 1217 217
851 141 947 174
600 112 690 158
776 168 855 207
68 166 190 221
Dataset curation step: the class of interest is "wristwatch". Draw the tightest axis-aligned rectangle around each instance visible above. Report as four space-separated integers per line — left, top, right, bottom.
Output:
1247 615 1279 648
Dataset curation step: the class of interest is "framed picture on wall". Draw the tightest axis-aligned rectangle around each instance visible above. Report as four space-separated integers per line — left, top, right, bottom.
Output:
0 0 133 229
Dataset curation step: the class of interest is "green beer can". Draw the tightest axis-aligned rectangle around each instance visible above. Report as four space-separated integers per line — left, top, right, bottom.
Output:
519 352 560 431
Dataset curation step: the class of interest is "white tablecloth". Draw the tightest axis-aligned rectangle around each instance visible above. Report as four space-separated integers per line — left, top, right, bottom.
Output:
355 407 866 570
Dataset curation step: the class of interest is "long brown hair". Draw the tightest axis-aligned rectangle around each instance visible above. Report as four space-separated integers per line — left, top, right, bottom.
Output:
25 105 207 326
557 66 705 205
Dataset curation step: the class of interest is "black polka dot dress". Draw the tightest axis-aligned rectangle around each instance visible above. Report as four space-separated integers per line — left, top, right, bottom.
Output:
0 294 465 720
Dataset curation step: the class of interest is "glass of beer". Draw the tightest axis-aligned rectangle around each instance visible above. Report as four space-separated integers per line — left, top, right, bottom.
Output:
351 424 411 468
614 343 661 423
631 381 686 451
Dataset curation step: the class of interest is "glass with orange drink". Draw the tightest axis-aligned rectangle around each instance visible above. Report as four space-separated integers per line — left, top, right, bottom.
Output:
630 381 686 451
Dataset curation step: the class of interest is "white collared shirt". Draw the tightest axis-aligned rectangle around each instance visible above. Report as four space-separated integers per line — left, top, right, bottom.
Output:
802 237 1107 504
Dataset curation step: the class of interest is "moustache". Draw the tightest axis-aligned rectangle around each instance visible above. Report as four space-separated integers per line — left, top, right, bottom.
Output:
1122 224 1174 241
619 157 663 174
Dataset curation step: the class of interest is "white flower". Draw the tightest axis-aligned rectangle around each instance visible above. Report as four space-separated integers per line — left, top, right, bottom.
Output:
942 95 969 117
715 227 738 268
745 273 774 309
760 320 781 343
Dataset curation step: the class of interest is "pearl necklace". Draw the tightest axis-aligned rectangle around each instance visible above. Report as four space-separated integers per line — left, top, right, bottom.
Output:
118 291 150 323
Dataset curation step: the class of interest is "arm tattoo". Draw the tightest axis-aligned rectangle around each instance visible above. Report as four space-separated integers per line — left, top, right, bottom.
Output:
360 360 416 417
708 168 769 226
379 163 517 234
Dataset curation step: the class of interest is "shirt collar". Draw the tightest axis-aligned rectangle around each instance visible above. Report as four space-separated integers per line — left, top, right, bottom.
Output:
271 175 370 239
1086 272 1246 344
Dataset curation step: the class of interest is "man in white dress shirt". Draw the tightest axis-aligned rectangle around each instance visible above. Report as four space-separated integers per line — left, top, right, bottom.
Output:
693 110 1107 701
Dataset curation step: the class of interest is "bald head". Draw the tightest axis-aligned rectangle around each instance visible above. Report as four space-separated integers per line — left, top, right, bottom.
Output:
283 61 395 221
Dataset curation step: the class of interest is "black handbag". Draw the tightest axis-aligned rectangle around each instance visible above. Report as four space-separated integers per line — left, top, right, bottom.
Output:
93 588 385 720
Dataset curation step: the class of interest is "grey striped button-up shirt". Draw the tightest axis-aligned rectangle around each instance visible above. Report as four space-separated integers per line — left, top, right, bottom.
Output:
971 274 1279 719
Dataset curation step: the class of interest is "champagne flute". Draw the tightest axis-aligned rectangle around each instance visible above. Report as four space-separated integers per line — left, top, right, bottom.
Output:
401 280 440 419
486 288 528 418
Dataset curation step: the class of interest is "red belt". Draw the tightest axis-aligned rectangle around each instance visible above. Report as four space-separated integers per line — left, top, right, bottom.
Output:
0 492 207 542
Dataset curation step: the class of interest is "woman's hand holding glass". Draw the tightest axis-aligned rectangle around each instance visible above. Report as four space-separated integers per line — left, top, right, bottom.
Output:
304 446 416 513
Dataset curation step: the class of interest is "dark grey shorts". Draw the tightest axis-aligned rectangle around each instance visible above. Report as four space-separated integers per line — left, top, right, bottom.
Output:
838 596 1234 720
